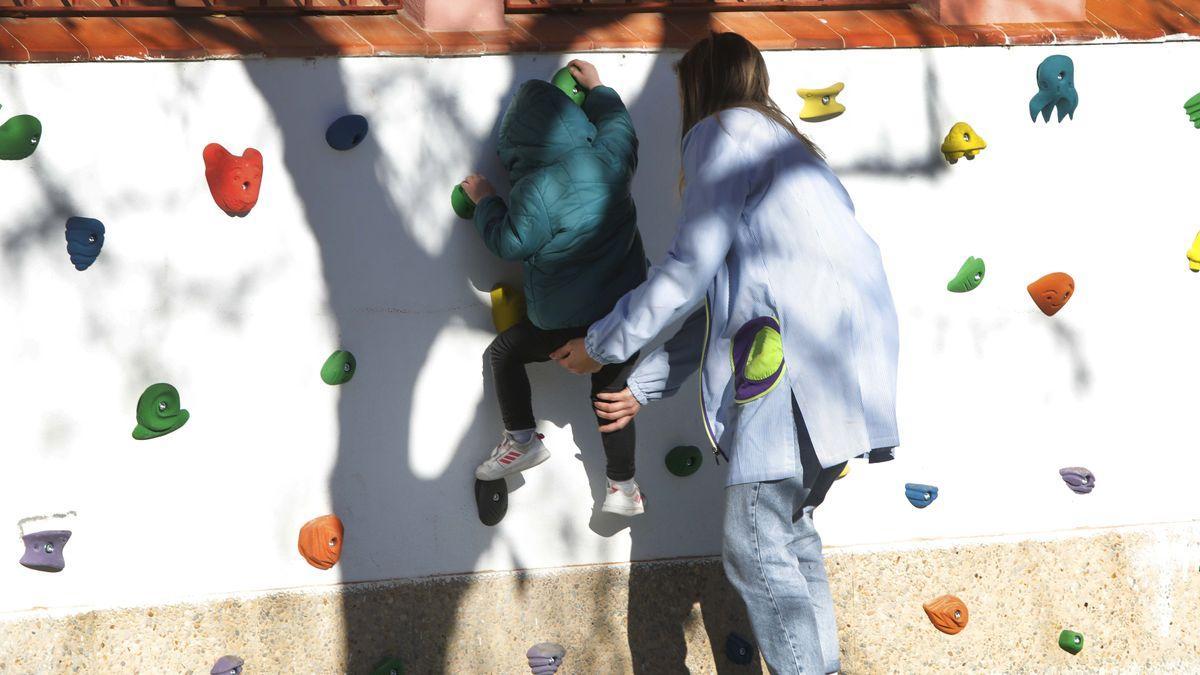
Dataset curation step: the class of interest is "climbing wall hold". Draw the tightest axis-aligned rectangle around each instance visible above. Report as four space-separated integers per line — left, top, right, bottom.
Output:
837 463 850 480
725 632 755 665
796 83 846 123
210 655 244 675
947 256 985 293
298 514 344 570
1188 232 1200 272
475 478 507 527
490 283 525 333
1059 467 1095 494
1058 629 1084 655
203 143 263 217
320 350 356 386
0 106 41 160
1185 92 1200 128
940 122 986 164
1027 272 1075 316
1029 55 1078 123
452 184 476 220
665 445 703 477
732 317 786 404
905 483 938 509
526 642 566 674
923 595 968 635
326 114 369 151
551 67 586 106
132 383 190 440
371 657 405 675
64 217 105 272
19 530 71 573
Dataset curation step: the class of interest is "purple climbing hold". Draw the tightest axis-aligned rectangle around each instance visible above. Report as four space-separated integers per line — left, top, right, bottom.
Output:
1059 467 1095 494
526 642 565 674
20 530 71 573
210 654 244 675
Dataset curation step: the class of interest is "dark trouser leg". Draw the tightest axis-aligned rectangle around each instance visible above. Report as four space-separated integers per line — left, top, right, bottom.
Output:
590 351 639 481
487 319 549 432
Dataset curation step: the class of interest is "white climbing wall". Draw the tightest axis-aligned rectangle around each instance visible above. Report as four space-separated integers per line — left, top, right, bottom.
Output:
2 41 1200 616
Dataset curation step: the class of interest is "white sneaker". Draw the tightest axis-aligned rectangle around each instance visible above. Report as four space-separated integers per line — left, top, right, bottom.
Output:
602 478 645 516
475 431 549 481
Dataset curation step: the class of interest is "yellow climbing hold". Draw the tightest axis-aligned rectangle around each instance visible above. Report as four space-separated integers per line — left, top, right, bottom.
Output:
1188 231 1200 272
837 464 850 480
941 122 987 164
745 326 784 382
490 283 525 333
796 83 846 123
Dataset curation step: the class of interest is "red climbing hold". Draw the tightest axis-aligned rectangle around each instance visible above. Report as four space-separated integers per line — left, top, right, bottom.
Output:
203 143 263 217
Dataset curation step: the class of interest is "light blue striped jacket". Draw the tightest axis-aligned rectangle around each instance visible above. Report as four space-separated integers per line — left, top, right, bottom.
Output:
584 108 900 486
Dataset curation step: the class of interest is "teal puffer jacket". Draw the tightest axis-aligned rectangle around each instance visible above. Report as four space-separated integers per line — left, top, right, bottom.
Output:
473 80 647 330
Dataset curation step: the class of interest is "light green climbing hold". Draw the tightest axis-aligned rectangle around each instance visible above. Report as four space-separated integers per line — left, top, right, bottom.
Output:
451 184 476 220
552 67 586 106
947 256 986 293
665 445 703 477
1058 629 1083 655
745 327 784 382
371 657 405 675
0 105 41 161
321 350 356 385
132 383 190 440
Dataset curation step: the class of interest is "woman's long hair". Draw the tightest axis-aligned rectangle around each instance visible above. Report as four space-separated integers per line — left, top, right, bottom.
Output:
676 32 823 161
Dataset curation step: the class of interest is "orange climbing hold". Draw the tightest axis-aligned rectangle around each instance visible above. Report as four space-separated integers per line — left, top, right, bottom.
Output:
923 594 969 635
297 514 344 570
1027 272 1075 316
203 143 263 217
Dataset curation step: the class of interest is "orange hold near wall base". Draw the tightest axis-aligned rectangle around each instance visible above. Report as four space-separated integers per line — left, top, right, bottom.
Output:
923 594 969 635
1027 272 1075 316
298 514 344 570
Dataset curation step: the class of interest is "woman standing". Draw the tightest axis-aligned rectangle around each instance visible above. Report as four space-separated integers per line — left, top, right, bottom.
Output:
552 32 900 673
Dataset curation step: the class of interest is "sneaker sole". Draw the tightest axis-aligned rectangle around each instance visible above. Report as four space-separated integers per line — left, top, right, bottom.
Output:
474 445 551 481
601 501 645 517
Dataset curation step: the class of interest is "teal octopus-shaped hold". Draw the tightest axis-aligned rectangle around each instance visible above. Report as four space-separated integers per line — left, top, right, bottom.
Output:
1029 55 1078 123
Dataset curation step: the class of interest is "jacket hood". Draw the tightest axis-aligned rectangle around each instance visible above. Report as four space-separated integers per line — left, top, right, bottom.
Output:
497 80 596 181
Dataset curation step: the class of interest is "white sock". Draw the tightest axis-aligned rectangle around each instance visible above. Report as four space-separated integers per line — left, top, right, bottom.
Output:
507 428 536 444
611 478 636 490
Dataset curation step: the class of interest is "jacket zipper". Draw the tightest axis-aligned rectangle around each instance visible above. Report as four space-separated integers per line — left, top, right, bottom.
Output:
699 296 729 464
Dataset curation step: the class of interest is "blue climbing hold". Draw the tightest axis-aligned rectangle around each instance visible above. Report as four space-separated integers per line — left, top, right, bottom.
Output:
725 632 755 665
325 114 369 151
64 217 105 271
210 655 244 675
1029 55 1078 123
905 483 939 509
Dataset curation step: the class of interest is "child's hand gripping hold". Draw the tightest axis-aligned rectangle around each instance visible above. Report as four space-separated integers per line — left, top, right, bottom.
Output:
460 174 496 204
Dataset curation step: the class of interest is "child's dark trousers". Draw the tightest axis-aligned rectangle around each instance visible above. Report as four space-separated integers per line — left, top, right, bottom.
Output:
488 318 638 481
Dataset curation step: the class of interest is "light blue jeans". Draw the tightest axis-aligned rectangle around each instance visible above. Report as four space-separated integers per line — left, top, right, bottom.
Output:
722 412 845 674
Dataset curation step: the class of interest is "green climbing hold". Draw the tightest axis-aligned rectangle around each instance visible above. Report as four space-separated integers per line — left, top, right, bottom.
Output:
552 67 586 106
1058 629 1084 655
0 106 41 160
321 350 356 386
665 445 703 477
745 326 784 382
132 383 190 440
1186 92 1200 129
371 657 405 675
947 256 986 293
451 184 476 220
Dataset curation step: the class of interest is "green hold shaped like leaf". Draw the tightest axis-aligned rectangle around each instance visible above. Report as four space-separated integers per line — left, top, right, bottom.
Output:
321 350 356 385
1058 629 1084 655
947 256 986 293
132 383 189 440
552 67 587 106
665 445 703 477
371 657 405 675
0 107 41 161
451 184 475 220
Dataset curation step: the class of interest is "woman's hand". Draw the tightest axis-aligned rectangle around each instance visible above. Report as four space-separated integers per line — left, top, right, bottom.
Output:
567 60 602 90
550 337 602 374
461 174 495 203
594 388 641 433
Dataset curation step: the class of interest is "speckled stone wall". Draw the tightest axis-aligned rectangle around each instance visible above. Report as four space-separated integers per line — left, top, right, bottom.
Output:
3 522 1198 674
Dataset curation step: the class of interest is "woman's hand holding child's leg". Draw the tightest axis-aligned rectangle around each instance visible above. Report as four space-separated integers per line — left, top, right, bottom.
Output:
594 388 641 433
